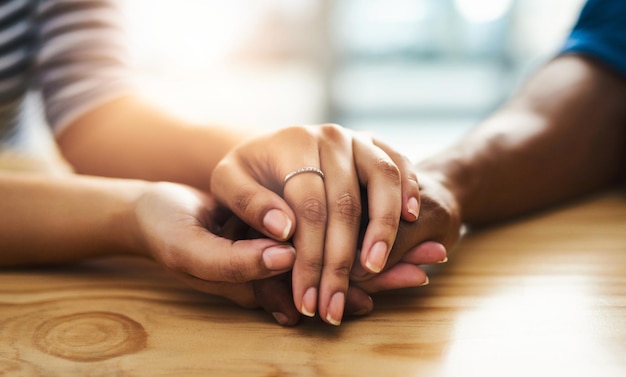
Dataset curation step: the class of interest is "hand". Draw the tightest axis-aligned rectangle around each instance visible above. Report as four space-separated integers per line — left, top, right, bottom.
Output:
250 174 457 326
251 242 448 326
351 171 462 291
210 124 420 325
132 182 296 307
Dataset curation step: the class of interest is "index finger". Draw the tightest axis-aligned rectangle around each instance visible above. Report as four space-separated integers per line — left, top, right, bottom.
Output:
372 136 421 222
352 134 403 274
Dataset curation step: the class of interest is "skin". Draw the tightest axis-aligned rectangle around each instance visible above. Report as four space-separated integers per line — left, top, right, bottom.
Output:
0 174 296 306
211 124 423 325
355 54 626 293
3 94 439 324
418 55 625 228
249 54 626 327
7 54 617 327
250 178 452 326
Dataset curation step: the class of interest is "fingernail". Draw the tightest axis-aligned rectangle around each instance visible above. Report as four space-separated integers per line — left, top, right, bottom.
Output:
366 241 388 273
263 209 292 240
272 312 290 326
301 287 317 317
438 257 448 264
420 276 430 286
326 292 345 326
407 197 419 220
262 245 295 271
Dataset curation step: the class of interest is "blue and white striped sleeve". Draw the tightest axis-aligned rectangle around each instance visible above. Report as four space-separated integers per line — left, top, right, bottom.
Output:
35 0 134 135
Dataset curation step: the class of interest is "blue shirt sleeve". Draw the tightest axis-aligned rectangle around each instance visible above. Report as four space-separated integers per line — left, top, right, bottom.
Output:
561 0 626 78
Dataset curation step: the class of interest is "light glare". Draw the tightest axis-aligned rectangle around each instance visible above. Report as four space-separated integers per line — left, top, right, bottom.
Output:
454 0 513 23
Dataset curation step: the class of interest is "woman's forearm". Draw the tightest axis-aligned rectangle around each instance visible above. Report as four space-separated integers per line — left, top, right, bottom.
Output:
0 172 147 266
56 95 252 190
417 56 626 226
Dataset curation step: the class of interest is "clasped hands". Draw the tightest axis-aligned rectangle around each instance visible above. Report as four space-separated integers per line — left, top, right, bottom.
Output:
133 124 461 326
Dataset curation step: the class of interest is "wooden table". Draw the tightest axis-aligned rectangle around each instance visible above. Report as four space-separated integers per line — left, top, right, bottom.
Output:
1 190 625 377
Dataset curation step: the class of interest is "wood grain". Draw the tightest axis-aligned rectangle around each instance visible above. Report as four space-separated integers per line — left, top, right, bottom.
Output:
1 190 625 377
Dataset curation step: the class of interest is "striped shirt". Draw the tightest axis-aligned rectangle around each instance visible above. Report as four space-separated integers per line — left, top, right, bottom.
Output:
0 0 130 144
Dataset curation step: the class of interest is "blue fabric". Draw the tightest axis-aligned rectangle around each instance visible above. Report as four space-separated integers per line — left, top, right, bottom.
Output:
561 0 626 78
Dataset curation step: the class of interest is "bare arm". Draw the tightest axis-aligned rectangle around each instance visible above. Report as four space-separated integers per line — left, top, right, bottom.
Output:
0 172 145 265
359 55 626 285
0 172 295 291
56 95 249 190
418 55 626 227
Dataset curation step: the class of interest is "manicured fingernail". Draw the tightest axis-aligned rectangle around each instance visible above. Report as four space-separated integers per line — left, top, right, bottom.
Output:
272 312 290 326
326 292 345 326
366 241 388 273
438 257 448 264
301 287 317 317
262 245 295 271
420 276 430 286
263 209 292 240
407 197 419 220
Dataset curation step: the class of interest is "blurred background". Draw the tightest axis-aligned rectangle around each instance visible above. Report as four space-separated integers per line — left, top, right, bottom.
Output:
122 0 586 162
12 0 587 167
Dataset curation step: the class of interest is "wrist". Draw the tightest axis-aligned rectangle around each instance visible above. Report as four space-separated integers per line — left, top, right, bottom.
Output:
105 179 154 258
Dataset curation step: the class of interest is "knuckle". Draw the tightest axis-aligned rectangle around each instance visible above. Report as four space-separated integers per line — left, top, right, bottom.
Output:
232 185 257 214
375 158 401 182
421 196 450 223
318 123 345 141
296 197 328 226
301 258 324 274
234 192 252 213
335 192 362 225
326 260 352 279
376 212 400 229
283 125 315 142
219 253 252 283
408 194 462 247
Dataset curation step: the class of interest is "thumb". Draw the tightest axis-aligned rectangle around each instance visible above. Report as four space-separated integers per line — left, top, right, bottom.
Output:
211 159 296 242
163 229 296 283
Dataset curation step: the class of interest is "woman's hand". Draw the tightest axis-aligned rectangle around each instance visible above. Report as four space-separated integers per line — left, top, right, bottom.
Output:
210 124 421 325
132 182 297 307
248 170 461 326
251 241 448 326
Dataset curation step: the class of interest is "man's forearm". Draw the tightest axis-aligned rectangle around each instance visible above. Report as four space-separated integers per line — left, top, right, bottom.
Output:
56 95 250 190
417 56 626 227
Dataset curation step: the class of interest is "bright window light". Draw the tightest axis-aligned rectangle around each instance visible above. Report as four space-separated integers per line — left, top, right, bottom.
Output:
121 0 259 70
454 0 513 23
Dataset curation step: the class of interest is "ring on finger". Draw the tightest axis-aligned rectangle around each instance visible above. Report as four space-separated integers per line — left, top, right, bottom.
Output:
284 167 325 186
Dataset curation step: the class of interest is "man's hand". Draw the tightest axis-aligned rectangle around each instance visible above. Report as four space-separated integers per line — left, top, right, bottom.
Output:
351 172 462 292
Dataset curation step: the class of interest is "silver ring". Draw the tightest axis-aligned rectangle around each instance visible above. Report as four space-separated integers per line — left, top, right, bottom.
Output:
284 167 325 185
